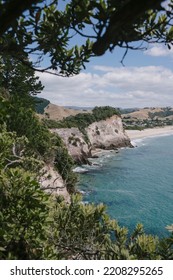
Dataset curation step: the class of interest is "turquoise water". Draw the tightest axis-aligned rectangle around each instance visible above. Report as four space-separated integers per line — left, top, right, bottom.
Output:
78 134 173 237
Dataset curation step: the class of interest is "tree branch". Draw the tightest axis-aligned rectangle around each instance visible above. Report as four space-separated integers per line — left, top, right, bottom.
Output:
0 0 40 36
92 0 163 56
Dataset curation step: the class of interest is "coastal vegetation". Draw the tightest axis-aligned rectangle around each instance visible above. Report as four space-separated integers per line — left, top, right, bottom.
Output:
1 66 173 260
0 0 173 260
1 0 173 75
43 106 120 128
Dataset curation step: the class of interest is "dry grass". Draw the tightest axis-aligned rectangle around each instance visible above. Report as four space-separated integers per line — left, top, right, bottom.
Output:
39 103 91 121
123 108 165 120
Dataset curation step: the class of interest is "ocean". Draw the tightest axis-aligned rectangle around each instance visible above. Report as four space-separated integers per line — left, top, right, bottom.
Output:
77 134 173 237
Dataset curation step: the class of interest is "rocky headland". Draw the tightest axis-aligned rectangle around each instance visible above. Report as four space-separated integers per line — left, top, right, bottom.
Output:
39 104 133 199
51 114 132 164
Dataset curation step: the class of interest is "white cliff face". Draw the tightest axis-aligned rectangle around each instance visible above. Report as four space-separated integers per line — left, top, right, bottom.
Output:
52 128 91 163
44 115 132 199
40 164 70 202
86 115 131 149
53 115 132 163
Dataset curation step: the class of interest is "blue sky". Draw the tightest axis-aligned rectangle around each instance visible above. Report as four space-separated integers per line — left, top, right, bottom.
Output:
38 1 173 108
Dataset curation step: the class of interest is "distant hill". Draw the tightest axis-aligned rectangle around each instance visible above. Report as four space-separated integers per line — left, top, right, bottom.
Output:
35 100 173 123
119 108 140 114
38 102 91 121
64 106 93 111
122 107 173 130
122 107 173 120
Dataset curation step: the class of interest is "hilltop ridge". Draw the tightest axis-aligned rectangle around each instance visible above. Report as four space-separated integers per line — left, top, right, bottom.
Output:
122 107 173 120
36 98 90 121
122 107 173 129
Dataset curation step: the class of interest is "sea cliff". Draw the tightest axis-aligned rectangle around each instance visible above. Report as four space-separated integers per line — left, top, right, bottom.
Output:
52 115 132 164
39 164 70 201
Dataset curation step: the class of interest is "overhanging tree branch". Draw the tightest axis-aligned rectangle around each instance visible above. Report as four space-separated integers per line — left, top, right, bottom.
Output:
92 0 163 56
0 0 40 36
0 0 171 76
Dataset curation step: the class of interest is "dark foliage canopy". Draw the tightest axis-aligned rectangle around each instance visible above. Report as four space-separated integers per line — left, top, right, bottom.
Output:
0 0 173 75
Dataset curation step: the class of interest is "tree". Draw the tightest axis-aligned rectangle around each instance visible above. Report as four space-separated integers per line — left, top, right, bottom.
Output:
0 55 43 108
0 0 173 75
49 195 173 260
0 129 172 260
0 128 53 259
0 0 173 261
0 55 50 158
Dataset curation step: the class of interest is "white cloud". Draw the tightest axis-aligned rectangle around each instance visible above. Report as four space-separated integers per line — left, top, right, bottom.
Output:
144 45 173 57
38 65 173 108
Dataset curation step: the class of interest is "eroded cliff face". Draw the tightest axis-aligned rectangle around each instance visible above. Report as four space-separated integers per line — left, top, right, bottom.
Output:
51 128 91 164
39 164 70 202
52 115 132 164
86 115 132 149
44 115 132 200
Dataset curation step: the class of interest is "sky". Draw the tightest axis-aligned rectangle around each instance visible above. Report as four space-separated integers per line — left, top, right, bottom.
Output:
38 1 173 109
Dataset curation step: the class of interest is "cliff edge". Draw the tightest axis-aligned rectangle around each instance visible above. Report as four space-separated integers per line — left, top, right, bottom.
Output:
52 115 132 164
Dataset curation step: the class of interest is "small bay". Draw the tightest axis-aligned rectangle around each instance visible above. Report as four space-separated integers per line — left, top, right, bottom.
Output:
78 134 173 237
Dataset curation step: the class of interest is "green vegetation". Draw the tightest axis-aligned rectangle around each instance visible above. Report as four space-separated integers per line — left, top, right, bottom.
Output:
1 1 173 75
0 0 173 260
1 75 172 260
52 135 77 193
0 55 43 110
43 106 120 129
124 124 144 131
120 108 140 114
51 198 173 260
34 97 50 114
0 168 52 260
0 92 52 159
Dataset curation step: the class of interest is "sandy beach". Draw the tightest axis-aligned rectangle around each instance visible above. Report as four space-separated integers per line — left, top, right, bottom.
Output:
126 126 173 140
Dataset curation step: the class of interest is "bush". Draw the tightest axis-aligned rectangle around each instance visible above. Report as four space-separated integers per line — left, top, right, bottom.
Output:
0 168 53 259
49 195 173 260
52 135 78 193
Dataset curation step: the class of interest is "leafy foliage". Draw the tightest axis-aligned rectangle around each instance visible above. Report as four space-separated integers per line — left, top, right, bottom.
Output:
0 55 51 157
0 0 173 261
52 135 78 193
0 55 43 109
0 130 172 260
0 1 173 75
0 128 53 259
0 92 52 159
0 100 76 192
0 168 52 259
0 127 43 173
49 195 173 260
93 106 121 120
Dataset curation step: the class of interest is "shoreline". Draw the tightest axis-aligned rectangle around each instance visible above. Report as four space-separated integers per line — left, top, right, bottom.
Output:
79 126 173 161
125 126 173 141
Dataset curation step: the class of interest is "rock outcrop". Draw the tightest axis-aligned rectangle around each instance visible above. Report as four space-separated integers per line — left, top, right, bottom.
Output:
39 164 70 202
51 128 91 164
52 115 132 164
44 115 131 200
86 115 132 149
